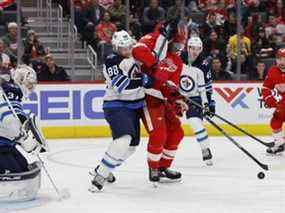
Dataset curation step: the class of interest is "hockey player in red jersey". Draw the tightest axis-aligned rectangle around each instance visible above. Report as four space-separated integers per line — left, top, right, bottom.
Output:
262 48 285 154
132 22 188 183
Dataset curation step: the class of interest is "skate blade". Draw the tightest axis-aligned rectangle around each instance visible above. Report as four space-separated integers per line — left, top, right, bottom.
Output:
204 160 213 166
159 177 182 183
151 181 159 188
265 152 284 157
88 185 102 193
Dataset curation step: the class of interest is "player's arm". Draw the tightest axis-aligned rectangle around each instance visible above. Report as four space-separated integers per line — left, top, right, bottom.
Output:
262 70 277 108
103 61 152 95
197 69 208 106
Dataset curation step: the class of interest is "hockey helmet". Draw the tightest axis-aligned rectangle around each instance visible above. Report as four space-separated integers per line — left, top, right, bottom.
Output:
12 64 37 97
112 30 135 56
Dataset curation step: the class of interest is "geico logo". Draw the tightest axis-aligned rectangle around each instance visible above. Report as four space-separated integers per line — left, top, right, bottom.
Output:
23 90 105 120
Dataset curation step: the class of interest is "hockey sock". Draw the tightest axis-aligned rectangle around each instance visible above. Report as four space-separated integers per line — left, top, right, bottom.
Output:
98 135 132 178
189 117 210 150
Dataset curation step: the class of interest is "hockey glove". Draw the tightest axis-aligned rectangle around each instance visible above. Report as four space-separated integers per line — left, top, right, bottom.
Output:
159 18 179 41
264 96 277 108
140 73 154 89
208 100 216 117
174 99 189 117
203 103 214 118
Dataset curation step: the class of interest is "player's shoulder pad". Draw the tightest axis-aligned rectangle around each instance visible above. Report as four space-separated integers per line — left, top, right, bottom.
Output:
105 52 124 68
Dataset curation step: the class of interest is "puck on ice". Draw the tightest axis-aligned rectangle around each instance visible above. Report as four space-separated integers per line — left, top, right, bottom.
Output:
257 172 265 179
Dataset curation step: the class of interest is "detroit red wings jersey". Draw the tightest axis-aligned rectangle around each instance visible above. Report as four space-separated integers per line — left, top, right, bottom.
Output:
145 52 183 100
262 66 285 102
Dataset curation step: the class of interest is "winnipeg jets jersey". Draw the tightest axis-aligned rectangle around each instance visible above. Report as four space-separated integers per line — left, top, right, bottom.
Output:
179 64 208 105
103 52 145 109
0 82 25 144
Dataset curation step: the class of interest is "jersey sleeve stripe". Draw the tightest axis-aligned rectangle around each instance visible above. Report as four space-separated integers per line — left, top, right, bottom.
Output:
0 110 13 122
117 78 130 93
111 75 125 87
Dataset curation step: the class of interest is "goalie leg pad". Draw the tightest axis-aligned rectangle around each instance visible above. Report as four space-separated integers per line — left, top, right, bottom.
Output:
0 162 41 202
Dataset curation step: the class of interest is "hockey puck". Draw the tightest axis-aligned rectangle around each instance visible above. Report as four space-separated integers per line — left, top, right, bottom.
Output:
257 172 265 179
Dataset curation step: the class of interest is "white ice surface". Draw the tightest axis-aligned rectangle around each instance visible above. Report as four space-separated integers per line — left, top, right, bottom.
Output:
1 136 285 213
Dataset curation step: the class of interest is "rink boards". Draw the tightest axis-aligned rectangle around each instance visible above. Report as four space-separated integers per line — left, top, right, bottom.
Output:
23 82 275 138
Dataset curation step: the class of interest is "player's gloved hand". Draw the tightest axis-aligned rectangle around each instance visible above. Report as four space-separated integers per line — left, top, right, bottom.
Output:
203 103 214 117
264 96 277 108
208 100 216 117
159 18 179 41
161 81 181 103
139 73 154 89
174 99 189 117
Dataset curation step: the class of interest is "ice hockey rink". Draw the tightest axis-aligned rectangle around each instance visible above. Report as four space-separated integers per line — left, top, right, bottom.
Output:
1 136 285 213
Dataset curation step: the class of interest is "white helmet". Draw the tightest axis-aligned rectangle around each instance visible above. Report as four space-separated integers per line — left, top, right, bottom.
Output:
187 36 203 48
12 65 37 97
187 36 203 62
112 30 135 51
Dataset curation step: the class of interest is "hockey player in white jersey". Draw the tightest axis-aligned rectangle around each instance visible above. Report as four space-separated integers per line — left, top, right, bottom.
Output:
89 31 153 191
0 65 47 202
179 37 214 166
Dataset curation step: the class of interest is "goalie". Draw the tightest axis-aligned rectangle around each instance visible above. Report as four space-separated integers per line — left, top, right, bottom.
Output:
0 65 47 202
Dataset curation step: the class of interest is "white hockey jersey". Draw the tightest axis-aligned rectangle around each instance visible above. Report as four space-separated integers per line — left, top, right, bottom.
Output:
179 64 208 105
0 89 22 141
103 53 145 105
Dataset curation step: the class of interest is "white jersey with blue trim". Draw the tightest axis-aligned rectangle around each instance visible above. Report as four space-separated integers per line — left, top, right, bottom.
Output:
179 64 208 105
103 53 145 103
0 87 22 142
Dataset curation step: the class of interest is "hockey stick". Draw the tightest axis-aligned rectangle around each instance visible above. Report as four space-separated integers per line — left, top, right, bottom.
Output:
204 115 269 171
185 97 275 148
0 88 70 201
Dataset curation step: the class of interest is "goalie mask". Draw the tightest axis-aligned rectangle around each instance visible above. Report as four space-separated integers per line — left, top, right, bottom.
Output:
12 65 37 98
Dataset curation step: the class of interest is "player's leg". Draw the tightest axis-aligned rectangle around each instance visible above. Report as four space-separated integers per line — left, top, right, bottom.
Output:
142 97 167 183
186 98 213 166
267 115 284 154
158 107 184 182
90 108 140 191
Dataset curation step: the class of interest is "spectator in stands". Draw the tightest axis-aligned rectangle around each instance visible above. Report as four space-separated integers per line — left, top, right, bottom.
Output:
228 27 251 62
2 22 17 66
23 30 47 63
167 0 190 22
108 0 126 30
142 0 165 34
128 14 143 40
99 0 114 9
248 60 267 80
38 54 70 81
204 30 226 58
202 11 222 39
96 11 117 62
82 0 105 27
223 11 237 38
211 56 232 81
0 39 10 68
253 27 275 59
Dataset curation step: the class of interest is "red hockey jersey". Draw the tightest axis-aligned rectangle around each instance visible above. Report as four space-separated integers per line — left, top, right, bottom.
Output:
262 66 285 105
132 31 183 99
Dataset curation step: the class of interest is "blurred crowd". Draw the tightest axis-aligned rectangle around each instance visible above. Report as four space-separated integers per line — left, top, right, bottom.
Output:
0 0 70 82
58 0 285 81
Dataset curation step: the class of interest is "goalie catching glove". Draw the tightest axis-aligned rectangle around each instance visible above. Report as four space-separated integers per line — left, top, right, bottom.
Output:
17 114 48 154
